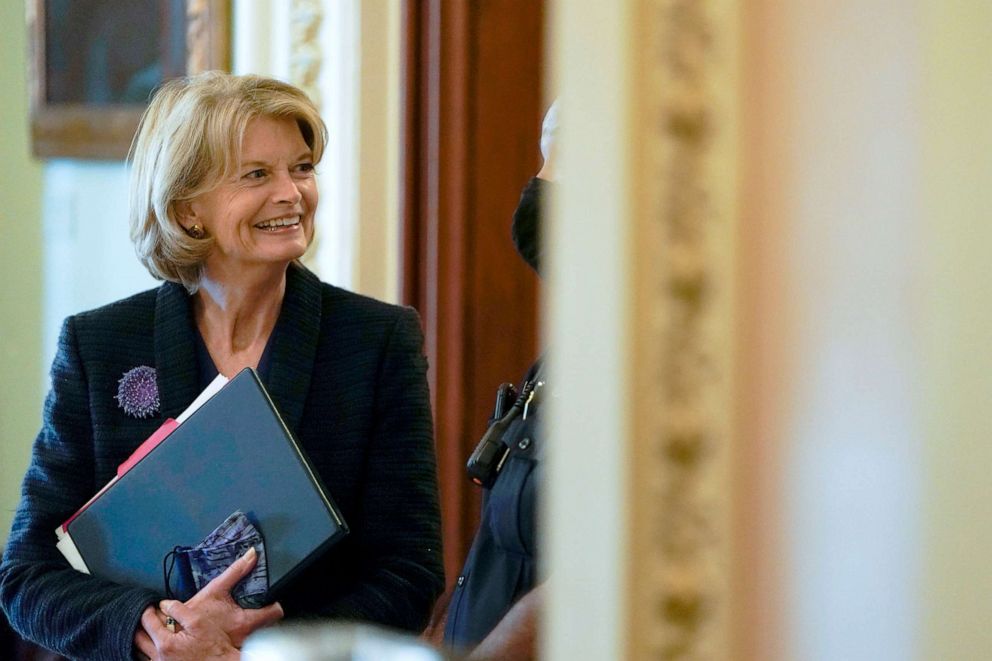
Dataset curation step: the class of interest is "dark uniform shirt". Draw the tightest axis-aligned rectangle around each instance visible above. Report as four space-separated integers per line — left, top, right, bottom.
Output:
444 363 545 650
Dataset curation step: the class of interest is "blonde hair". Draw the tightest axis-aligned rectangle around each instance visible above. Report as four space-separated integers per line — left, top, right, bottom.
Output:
128 71 326 292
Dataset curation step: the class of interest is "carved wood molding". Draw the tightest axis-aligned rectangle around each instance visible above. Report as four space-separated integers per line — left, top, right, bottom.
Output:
629 0 739 657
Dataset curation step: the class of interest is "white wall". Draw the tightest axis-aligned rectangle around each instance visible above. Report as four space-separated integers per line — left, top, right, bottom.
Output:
774 3 923 659
545 1 631 659
41 162 157 377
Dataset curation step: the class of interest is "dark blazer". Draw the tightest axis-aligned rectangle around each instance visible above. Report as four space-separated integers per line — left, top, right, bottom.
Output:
0 264 444 661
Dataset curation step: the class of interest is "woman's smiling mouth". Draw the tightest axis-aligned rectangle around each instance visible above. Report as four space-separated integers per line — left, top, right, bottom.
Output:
254 215 301 231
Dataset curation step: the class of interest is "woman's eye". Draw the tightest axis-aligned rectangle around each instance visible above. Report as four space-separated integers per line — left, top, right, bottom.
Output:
243 169 267 180
294 162 315 175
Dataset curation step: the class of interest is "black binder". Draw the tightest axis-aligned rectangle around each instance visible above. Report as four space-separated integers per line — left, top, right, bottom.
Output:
57 368 348 599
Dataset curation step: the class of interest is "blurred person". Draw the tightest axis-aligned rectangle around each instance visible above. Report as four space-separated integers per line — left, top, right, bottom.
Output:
0 72 444 661
428 101 558 661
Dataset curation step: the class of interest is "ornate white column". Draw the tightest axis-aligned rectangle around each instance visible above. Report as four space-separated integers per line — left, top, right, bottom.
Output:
290 0 324 105
289 0 326 274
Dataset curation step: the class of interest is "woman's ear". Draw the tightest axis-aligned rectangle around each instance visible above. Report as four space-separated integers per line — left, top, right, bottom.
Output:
173 200 196 230
171 201 207 239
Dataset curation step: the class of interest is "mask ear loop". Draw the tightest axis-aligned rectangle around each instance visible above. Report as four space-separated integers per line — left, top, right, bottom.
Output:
162 546 183 599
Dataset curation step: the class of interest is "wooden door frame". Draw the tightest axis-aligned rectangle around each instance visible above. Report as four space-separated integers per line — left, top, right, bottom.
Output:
400 0 545 584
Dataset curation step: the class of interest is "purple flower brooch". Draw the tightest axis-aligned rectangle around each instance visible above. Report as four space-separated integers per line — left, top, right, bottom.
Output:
116 366 160 418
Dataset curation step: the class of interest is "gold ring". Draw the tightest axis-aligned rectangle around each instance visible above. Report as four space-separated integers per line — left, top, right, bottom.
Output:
165 616 177 633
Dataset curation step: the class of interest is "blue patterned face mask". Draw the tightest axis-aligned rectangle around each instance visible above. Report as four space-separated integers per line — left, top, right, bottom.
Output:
164 510 269 608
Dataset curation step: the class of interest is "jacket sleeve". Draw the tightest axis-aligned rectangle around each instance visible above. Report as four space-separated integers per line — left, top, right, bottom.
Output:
0 317 160 661
307 307 445 631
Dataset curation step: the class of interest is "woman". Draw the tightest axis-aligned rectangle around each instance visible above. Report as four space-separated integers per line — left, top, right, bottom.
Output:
0 72 444 660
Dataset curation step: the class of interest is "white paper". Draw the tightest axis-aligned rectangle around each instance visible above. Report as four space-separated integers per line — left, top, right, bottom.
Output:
56 531 91 574
177 373 229 423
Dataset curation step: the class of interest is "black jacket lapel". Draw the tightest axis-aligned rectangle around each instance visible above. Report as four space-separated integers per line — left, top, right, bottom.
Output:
265 263 321 434
154 282 200 419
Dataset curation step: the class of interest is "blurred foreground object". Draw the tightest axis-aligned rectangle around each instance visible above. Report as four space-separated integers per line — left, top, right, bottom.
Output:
243 623 448 661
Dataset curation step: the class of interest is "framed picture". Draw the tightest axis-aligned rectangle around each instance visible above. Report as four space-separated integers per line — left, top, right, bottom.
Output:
27 0 230 159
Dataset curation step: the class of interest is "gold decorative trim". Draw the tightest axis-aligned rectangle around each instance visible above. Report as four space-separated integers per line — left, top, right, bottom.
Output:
629 0 739 658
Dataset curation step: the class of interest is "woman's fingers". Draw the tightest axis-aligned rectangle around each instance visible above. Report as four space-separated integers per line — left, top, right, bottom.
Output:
134 628 157 659
245 601 284 630
141 605 170 646
159 598 197 630
202 546 258 596
158 556 281 648
161 593 280 632
153 598 244 658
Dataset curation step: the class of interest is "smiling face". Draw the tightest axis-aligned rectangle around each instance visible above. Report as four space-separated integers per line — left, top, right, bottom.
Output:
180 115 318 282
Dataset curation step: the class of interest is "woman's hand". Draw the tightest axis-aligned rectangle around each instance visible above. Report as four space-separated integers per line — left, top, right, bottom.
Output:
166 547 284 647
133 547 284 659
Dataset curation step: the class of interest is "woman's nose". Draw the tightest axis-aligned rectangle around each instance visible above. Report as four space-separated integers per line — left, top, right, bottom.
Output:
271 170 303 204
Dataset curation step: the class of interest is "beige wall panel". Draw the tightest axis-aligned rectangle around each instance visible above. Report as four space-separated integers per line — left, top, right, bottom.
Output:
0 1 44 546
919 2 992 658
